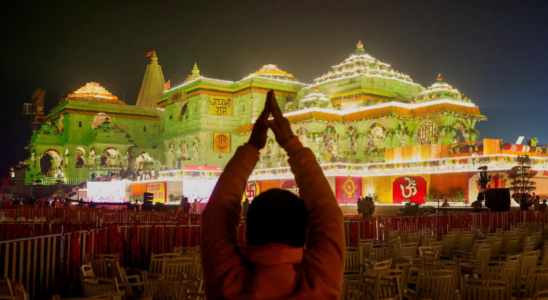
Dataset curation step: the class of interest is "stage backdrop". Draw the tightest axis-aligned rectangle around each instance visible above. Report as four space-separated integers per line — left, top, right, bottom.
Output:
362 174 431 204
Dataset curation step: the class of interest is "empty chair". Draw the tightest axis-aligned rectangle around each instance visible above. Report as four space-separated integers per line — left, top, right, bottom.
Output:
521 251 541 283
499 236 520 259
406 269 454 300
163 257 195 278
371 244 393 263
344 247 363 275
464 279 510 300
489 238 503 259
90 258 111 278
81 277 121 299
521 267 548 299
148 253 180 273
401 243 418 259
455 234 474 253
403 232 420 245
367 259 393 277
340 276 363 300
359 241 374 265
461 245 491 276
108 260 144 298
87 254 118 263
423 260 461 293
387 231 400 242
481 261 519 292
0 278 29 300
533 289 548 300
378 275 402 300
142 271 202 300
174 246 201 261
441 236 457 258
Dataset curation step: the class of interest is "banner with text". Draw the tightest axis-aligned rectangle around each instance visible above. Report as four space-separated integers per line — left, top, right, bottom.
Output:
210 96 233 115
214 133 231 153
147 181 167 203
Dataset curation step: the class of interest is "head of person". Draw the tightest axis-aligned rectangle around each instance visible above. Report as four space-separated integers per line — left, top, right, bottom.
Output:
544 200 547 204
444 199 448 203
246 189 308 248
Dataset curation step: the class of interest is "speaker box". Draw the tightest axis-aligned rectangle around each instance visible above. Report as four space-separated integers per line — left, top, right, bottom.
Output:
484 188 511 212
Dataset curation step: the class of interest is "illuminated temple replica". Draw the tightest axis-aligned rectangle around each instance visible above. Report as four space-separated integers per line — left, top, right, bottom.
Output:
17 42 548 208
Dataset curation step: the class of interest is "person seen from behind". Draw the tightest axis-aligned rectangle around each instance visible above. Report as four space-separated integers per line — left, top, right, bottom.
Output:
180 197 191 214
356 196 363 217
540 199 548 211
193 198 203 214
520 193 535 211
201 90 345 299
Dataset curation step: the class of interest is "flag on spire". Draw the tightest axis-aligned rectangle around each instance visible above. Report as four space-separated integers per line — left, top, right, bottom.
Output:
164 79 171 91
145 51 155 57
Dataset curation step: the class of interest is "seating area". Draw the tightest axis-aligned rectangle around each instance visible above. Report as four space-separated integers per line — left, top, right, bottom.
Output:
343 223 548 300
78 248 203 300
4 210 548 299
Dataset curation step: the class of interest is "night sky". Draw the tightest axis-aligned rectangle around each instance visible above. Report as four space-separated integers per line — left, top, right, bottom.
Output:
1 0 547 176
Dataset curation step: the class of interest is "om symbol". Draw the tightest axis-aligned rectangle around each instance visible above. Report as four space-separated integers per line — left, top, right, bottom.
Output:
400 176 418 199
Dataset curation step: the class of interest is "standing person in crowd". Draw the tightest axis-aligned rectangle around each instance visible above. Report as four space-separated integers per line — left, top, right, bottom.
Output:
192 198 203 214
242 198 250 219
357 197 363 217
120 167 126 179
471 193 483 210
359 196 371 218
540 199 548 211
520 193 535 211
367 196 376 217
91 172 95 181
201 90 344 299
534 194 541 211
441 199 450 208
180 197 191 214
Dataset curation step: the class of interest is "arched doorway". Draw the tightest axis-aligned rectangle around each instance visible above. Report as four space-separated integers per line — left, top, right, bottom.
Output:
40 149 62 176
40 153 53 175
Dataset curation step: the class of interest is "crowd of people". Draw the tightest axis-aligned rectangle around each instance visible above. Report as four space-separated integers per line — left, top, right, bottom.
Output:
89 167 160 182
357 196 376 217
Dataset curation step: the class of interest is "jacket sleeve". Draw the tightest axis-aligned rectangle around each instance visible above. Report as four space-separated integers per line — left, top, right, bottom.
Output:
284 137 345 288
201 144 259 292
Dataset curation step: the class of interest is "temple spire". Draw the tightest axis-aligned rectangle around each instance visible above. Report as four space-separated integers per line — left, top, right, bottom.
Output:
136 51 166 107
185 62 202 83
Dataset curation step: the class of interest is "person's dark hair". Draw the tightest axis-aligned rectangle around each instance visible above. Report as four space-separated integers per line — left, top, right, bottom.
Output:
246 189 308 248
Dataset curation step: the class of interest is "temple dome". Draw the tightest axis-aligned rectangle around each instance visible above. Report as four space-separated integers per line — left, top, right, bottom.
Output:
414 75 472 103
246 64 299 82
66 82 125 105
301 91 330 102
312 42 418 87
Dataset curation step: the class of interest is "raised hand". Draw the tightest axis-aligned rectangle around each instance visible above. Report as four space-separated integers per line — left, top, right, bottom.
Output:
248 90 272 150
266 89 295 147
